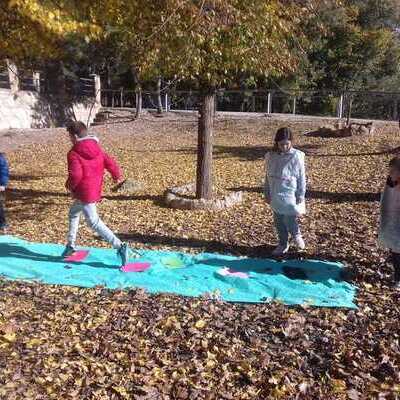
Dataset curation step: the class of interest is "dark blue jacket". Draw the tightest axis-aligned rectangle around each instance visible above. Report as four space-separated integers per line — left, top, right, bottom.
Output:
0 153 9 186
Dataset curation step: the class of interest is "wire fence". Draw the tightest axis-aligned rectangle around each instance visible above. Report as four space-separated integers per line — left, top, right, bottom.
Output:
100 88 400 122
1 69 398 122
0 66 40 92
19 71 37 91
100 89 166 110
63 76 96 98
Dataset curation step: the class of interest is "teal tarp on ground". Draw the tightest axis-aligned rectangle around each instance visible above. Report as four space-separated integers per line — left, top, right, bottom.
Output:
0 235 357 308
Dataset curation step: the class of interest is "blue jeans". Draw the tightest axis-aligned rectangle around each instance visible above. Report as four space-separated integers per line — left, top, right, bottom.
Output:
273 212 300 246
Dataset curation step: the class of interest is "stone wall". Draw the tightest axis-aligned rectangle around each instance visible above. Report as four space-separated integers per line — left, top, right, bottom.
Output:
0 88 101 130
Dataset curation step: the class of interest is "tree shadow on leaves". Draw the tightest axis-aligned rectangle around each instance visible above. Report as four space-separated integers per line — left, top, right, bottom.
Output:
307 190 380 203
118 231 273 257
5 188 161 222
118 233 350 283
228 186 380 204
7 188 161 203
10 174 54 182
200 257 347 283
310 146 400 158
212 144 322 161
156 144 321 161
0 243 116 270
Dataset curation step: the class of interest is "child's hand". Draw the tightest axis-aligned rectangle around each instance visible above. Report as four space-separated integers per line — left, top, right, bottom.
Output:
265 196 271 204
0 186 5 192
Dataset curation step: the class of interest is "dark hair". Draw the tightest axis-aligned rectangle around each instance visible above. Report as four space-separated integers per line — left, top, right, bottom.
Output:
273 127 293 152
66 121 87 138
389 156 400 172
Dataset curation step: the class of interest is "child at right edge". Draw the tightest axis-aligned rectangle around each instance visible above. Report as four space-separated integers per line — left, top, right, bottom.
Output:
378 156 400 289
264 127 306 256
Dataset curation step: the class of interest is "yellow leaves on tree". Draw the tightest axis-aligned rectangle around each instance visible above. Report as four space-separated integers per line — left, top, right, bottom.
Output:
8 0 101 37
7 0 319 87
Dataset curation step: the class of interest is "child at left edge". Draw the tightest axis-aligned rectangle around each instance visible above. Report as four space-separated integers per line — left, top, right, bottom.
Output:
0 152 9 233
64 121 131 267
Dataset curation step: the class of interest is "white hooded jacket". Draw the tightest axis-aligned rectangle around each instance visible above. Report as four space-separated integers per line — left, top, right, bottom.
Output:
264 148 306 216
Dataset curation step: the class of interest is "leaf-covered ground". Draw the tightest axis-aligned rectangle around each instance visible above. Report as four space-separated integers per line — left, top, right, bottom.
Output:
0 114 399 399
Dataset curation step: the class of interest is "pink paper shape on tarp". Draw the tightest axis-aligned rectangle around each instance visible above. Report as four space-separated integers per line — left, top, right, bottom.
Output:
121 262 151 273
64 250 90 262
218 267 249 279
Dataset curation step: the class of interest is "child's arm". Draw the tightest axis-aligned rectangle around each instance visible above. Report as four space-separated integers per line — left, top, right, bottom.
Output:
104 153 122 182
0 155 9 189
66 152 83 191
295 154 306 203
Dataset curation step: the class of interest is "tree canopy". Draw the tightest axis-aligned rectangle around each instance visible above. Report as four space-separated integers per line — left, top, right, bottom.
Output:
8 0 314 85
3 0 400 92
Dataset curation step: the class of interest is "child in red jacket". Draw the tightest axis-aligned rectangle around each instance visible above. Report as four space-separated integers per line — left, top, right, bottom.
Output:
63 121 130 267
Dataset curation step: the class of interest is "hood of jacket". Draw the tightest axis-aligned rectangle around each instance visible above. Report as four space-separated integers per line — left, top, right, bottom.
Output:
72 136 101 160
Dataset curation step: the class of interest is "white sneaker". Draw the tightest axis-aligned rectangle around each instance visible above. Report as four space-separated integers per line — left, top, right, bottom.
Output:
272 244 289 256
294 235 305 250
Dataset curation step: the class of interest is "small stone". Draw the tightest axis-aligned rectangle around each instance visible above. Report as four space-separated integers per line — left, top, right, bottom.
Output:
114 179 144 193
164 184 243 210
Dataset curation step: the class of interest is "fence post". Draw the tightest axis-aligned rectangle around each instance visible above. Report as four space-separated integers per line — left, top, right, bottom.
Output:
33 72 40 93
292 96 296 115
346 92 352 126
120 88 124 107
267 91 272 114
112 91 115 108
337 93 344 119
164 92 169 112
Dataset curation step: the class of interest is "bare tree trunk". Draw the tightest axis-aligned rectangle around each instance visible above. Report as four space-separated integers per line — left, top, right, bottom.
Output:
156 77 163 114
105 64 112 107
135 87 142 118
106 64 111 88
393 97 398 121
132 66 142 118
44 61 73 126
196 91 215 199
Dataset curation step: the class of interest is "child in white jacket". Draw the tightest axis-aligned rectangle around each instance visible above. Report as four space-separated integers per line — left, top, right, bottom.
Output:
264 127 306 256
378 156 400 289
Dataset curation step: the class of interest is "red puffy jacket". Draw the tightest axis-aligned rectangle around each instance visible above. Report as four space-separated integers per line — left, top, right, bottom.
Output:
66 136 122 203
